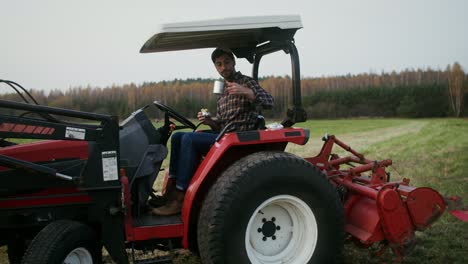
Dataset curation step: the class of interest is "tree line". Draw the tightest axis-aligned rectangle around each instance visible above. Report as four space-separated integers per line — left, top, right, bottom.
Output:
1 63 466 120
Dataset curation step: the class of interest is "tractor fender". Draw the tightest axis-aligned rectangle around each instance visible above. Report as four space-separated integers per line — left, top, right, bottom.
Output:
180 127 309 248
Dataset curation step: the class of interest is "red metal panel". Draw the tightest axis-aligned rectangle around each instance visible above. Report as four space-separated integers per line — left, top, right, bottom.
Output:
120 173 135 241
406 187 446 230
0 140 88 170
345 196 384 244
377 188 414 246
450 210 468 222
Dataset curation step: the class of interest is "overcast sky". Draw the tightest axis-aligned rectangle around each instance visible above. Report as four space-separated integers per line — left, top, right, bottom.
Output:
1 0 467 92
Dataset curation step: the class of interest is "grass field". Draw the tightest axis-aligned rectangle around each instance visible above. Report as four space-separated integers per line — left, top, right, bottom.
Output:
1 118 467 263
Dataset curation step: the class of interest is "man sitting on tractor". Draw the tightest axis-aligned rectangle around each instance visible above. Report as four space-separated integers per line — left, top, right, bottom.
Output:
151 48 274 215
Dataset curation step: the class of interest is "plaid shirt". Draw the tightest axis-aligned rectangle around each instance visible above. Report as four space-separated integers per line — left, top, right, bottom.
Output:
215 72 274 132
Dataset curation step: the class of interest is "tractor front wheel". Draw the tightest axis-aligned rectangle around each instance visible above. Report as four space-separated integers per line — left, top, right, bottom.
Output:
21 220 100 264
197 151 344 264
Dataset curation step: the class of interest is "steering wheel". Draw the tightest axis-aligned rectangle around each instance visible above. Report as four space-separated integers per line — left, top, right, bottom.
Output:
153 101 196 130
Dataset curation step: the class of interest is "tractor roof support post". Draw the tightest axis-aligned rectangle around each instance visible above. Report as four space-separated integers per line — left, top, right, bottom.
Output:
288 41 302 111
281 41 307 127
252 54 262 81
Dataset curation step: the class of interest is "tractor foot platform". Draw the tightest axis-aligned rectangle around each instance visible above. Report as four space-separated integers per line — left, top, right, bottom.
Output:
133 213 182 227
133 256 172 264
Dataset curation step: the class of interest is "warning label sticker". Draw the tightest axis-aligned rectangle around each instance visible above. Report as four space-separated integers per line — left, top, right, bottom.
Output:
102 151 118 181
65 127 86 140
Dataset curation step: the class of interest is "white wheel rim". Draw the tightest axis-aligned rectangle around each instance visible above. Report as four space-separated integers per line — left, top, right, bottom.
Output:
245 195 318 264
63 247 93 264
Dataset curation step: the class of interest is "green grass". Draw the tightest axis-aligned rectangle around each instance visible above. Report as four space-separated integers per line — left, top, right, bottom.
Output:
300 118 409 136
1 118 467 263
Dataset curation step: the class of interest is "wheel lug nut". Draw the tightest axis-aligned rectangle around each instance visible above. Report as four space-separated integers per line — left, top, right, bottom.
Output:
262 218 266 223
276 226 281 230
257 228 262 233
262 237 267 241
272 236 276 240
272 217 276 222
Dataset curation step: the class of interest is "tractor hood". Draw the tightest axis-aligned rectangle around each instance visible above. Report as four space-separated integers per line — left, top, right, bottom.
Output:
140 15 302 61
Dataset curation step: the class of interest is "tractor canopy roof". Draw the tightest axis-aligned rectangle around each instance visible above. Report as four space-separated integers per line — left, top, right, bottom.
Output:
140 15 302 62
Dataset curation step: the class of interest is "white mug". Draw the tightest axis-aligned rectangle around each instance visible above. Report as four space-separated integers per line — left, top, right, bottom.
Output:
213 80 224 95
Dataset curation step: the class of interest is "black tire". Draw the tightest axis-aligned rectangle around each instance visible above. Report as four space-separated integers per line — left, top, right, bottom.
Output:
197 151 344 264
21 220 101 264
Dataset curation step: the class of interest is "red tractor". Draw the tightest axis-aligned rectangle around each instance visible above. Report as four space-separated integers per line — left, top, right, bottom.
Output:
0 15 464 264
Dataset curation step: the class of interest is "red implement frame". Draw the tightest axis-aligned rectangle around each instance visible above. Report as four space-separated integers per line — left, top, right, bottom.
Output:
306 135 446 260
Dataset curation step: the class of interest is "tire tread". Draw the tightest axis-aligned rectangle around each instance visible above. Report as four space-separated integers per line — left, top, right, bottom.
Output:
21 220 98 264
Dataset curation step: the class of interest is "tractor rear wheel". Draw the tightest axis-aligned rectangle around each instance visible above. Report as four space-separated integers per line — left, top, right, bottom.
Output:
197 151 344 264
21 220 100 264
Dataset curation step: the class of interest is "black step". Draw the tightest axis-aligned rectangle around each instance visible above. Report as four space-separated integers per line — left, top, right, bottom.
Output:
132 213 182 227
133 256 172 264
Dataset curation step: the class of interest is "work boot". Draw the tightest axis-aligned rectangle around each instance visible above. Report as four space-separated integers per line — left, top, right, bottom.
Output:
151 189 185 216
148 177 176 207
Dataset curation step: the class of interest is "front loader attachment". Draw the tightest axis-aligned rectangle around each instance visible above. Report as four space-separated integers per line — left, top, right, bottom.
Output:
0 95 129 263
306 135 463 261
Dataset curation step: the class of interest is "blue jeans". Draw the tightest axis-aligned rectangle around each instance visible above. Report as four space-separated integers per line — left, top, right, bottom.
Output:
169 132 217 190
